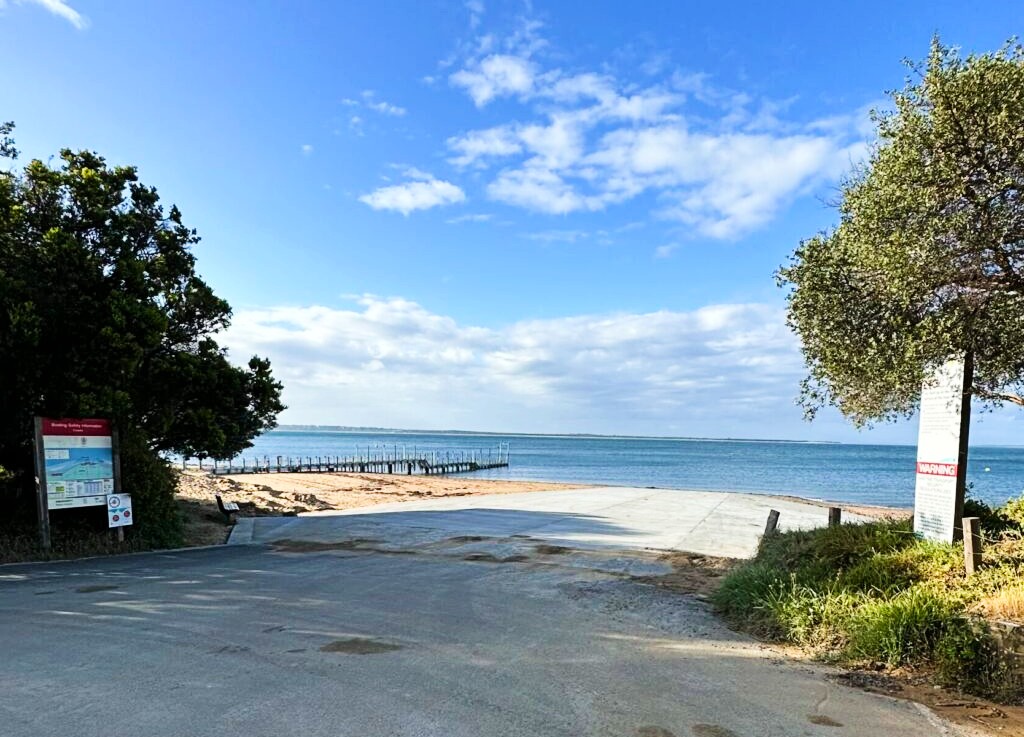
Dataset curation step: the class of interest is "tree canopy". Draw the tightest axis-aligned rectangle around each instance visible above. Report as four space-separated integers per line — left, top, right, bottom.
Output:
0 124 283 540
778 39 1024 426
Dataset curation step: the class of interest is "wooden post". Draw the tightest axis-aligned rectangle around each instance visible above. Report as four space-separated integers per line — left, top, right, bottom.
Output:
764 509 780 537
828 507 842 527
963 517 982 575
32 417 51 551
111 428 125 543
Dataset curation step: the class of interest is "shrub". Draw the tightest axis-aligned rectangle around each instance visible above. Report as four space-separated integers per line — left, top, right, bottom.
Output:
845 586 953 665
838 552 922 594
761 581 862 651
1000 495 1024 529
713 562 788 637
714 510 1024 703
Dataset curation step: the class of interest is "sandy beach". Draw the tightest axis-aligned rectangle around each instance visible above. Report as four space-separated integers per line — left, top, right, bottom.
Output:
177 470 586 513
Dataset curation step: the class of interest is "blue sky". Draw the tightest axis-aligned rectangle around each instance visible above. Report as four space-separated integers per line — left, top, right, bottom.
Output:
2 0 1022 443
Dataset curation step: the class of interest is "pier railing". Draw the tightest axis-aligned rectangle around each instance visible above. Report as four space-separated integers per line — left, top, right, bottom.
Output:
183 442 510 477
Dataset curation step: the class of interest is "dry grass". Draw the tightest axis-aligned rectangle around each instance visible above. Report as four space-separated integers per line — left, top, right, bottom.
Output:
972 586 1024 623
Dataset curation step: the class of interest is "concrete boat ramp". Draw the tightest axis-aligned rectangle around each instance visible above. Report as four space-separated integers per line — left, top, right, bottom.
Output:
0 486 964 737
230 486 874 558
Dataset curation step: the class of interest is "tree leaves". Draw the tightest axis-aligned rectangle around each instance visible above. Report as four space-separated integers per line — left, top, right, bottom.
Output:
779 39 1024 425
0 123 285 503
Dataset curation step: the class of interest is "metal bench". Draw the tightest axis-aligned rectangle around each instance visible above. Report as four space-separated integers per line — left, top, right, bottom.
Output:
215 494 240 524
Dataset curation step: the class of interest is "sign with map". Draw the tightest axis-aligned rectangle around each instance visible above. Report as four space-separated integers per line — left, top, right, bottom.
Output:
913 359 970 542
39 418 115 510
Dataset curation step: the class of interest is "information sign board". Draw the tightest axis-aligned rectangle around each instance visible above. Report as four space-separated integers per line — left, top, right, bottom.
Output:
39 418 115 510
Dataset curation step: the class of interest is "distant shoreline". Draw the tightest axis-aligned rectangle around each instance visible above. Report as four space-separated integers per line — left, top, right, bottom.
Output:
267 425 1024 450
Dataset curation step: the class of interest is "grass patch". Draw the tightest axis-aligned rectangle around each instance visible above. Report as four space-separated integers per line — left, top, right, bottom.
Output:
713 497 1024 703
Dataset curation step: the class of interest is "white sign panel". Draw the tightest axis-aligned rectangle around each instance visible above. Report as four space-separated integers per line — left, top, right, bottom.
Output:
913 358 967 542
107 494 133 528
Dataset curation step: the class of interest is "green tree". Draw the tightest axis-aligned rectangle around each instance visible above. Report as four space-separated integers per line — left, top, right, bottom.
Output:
778 40 1024 426
0 124 284 543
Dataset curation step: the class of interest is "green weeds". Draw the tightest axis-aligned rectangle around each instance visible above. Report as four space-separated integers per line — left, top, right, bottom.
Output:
713 497 1024 703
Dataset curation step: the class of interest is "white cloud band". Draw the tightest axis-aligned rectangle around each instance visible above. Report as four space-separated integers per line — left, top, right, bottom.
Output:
225 296 804 434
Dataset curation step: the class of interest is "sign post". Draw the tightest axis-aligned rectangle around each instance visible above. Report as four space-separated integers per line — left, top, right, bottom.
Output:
31 417 52 551
913 354 973 542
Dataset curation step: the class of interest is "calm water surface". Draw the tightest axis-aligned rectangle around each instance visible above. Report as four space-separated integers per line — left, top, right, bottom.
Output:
232 430 1024 508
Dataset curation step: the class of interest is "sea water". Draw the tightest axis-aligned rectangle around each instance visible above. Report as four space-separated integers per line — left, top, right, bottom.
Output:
232 429 1024 508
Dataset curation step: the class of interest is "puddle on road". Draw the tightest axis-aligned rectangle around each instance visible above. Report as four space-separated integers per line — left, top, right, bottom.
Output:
320 638 403 655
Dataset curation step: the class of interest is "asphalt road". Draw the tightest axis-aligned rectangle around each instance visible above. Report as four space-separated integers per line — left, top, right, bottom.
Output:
0 514 961 737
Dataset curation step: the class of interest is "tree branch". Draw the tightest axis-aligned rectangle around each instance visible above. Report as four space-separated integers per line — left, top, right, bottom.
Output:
974 388 1024 407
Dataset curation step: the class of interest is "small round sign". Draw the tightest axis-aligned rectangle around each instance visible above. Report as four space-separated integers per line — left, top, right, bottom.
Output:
108 496 121 508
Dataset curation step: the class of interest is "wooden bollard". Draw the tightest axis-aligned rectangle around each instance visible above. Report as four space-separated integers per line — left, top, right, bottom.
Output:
963 517 982 575
828 507 842 527
764 509 780 536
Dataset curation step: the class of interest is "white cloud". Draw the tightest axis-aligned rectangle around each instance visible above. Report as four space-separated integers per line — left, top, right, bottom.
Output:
523 229 590 243
586 126 863 237
654 243 679 259
5 0 86 28
341 91 407 118
366 100 406 116
300 144 314 156
468 112 862 236
465 0 484 29
450 54 537 106
447 125 522 167
440 21 869 239
224 296 804 434
447 213 493 224
359 173 466 215
487 166 596 215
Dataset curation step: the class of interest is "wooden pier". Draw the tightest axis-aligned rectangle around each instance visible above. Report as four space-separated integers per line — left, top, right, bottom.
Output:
188 443 510 477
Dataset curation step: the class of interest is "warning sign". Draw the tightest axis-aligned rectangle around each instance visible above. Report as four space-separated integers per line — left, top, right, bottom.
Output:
913 358 969 542
107 494 133 528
